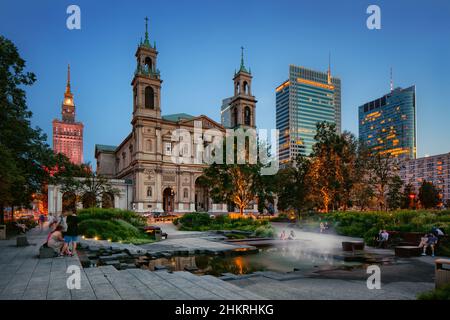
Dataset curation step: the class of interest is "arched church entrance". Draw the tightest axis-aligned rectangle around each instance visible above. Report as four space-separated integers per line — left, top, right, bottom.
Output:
195 177 209 212
163 187 175 213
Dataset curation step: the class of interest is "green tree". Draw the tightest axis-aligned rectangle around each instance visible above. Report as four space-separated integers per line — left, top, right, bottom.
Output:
275 154 311 217
387 175 403 210
367 153 399 211
401 183 416 209
418 180 440 209
308 122 346 213
0 36 57 223
202 136 272 215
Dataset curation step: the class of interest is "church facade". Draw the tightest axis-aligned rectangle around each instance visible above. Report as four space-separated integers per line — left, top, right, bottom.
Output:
95 20 258 214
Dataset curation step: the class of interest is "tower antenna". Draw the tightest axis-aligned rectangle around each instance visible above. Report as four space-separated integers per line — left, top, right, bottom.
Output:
390 67 394 92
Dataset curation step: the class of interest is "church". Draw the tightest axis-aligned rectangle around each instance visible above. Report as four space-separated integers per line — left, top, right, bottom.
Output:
94 19 258 214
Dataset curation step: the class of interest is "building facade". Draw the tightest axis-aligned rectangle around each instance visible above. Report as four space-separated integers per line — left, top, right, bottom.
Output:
276 65 341 163
95 21 258 214
400 153 450 205
52 65 84 164
358 86 416 159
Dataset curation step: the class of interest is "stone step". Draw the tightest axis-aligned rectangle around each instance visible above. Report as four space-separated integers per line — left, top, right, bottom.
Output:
125 269 194 300
200 274 266 300
175 271 252 300
151 271 222 300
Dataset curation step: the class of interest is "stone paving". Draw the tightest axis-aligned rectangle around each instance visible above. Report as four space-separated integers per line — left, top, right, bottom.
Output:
0 226 263 300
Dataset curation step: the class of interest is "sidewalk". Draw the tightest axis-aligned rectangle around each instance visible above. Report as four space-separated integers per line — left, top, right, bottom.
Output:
0 226 263 300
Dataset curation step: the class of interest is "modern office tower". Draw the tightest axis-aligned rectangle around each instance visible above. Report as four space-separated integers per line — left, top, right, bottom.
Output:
276 65 341 163
400 152 450 205
220 97 233 128
52 65 84 164
358 85 416 159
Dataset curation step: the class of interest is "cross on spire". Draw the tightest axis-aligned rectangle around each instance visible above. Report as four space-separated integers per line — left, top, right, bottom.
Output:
239 46 249 73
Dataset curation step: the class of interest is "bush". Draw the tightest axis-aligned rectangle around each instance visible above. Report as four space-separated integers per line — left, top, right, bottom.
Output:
418 283 450 300
176 212 268 233
77 208 146 228
76 208 150 243
254 225 276 238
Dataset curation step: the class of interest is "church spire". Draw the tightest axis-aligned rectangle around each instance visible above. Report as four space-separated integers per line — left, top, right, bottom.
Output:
239 46 249 73
141 17 152 48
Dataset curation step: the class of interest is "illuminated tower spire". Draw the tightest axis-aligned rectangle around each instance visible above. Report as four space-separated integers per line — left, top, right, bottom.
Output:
65 64 72 95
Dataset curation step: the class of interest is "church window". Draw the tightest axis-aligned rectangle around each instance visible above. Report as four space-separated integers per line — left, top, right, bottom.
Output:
243 81 249 94
164 142 172 155
144 57 152 71
244 106 251 126
183 188 189 199
147 187 152 198
146 139 153 152
145 86 154 109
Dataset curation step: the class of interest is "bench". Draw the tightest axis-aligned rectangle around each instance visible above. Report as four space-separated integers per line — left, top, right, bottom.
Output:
16 236 29 247
342 241 365 251
395 246 421 257
435 259 450 288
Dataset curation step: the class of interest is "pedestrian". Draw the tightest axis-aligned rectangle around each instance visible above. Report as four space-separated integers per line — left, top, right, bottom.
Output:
38 213 46 230
64 211 79 256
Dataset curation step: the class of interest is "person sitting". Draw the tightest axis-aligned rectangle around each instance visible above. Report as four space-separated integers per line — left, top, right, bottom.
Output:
377 230 389 248
422 233 438 257
288 230 296 240
319 222 325 233
14 222 28 234
418 234 429 249
47 225 69 256
280 230 286 240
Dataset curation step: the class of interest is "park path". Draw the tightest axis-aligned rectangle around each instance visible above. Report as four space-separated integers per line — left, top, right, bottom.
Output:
0 226 263 300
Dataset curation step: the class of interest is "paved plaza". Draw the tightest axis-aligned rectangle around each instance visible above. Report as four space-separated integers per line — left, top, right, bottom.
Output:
0 223 439 300
0 226 262 300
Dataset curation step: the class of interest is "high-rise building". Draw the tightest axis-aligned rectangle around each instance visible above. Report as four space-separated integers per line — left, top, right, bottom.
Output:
220 97 233 128
276 65 341 163
400 152 450 205
52 65 84 164
358 86 416 159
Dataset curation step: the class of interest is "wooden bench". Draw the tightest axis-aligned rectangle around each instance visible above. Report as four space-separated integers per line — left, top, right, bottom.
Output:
342 241 365 251
435 259 450 289
394 246 421 257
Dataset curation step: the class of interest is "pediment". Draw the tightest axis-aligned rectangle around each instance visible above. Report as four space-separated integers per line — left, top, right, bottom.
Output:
179 115 225 131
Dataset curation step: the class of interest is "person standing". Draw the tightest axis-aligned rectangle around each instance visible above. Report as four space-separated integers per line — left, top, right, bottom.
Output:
64 212 79 256
38 213 46 230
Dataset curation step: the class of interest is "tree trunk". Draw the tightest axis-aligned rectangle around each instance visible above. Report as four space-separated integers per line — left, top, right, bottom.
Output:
239 205 244 216
11 205 14 222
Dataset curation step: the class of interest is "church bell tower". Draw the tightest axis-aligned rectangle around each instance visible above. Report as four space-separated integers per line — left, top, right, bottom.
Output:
131 17 162 119
229 47 257 129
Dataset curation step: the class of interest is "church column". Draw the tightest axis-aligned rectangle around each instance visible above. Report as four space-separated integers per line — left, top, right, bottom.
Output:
190 173 196 212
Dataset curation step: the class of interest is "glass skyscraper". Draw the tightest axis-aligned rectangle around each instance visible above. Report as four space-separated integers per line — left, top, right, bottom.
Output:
276 65 341 164
358 86 416 159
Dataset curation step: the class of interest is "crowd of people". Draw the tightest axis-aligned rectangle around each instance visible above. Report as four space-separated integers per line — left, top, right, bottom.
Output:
279 230 296 240
44 212 79 257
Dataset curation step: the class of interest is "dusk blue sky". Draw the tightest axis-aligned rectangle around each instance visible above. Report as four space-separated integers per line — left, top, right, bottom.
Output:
1 0 449 165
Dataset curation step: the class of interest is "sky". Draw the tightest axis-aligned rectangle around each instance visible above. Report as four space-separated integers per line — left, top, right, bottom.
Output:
1 0 450 166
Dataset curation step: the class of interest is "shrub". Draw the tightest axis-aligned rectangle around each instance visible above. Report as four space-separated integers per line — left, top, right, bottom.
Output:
77 208 146 228
254 225 276 238
417 283 450 300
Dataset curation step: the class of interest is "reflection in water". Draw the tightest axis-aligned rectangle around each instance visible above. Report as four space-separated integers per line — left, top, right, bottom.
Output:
144 243 366 276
